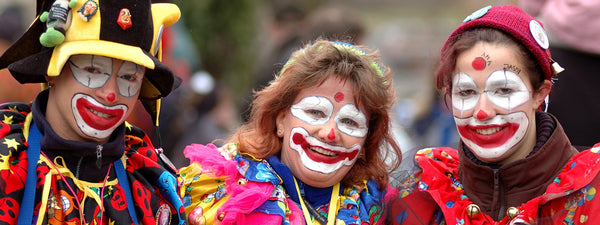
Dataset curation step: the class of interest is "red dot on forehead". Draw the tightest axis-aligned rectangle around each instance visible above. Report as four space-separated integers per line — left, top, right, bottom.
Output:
334 92 344 102
472 57 486 71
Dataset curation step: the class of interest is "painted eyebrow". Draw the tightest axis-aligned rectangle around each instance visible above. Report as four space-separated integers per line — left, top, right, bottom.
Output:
453 73 478 89
486 70 525 87
455 79 477 88
88 55 112 68
486 79 510 87
117 62 143 76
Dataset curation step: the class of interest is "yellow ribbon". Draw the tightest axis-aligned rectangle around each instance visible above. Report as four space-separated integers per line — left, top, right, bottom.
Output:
293 177 340 225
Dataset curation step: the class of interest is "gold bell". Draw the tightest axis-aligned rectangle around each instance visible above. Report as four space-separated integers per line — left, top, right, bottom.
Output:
217 212 226 221
237 178 248 185
506 207 520 219
466 204 481 218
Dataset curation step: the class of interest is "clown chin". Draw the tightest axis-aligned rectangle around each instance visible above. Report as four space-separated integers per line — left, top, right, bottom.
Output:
71 94 127 139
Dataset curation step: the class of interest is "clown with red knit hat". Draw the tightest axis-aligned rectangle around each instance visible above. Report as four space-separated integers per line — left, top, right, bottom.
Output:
385 5 600 224
0 0 186 224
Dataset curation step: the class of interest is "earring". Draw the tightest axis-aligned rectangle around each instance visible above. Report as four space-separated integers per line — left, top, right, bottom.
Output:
277 129 283 136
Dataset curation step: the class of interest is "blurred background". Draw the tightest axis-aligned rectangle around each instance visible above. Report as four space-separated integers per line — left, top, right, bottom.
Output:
1 0 517 167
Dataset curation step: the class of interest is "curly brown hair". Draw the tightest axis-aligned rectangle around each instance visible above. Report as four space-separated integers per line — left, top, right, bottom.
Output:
230 39 401 190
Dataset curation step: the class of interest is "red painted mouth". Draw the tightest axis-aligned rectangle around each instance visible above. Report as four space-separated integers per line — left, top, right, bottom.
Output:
76 98 124 130
292 133 359 164
457 123 520 148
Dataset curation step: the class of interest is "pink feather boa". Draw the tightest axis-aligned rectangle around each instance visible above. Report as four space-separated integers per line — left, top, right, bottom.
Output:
184 143 303 224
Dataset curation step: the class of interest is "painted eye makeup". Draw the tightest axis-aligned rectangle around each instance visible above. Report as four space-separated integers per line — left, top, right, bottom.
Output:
335 104 368 138
451 70 531 112
116 61 144 97
452 72 481 111
485 70 530 111
69 54 111 89
69 55 144 97
291 95 368 138
291 96 334 125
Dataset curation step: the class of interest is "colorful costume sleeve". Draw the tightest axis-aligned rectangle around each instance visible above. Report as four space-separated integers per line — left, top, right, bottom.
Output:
178 143 303 225
0 102 32 224
179 142 389 225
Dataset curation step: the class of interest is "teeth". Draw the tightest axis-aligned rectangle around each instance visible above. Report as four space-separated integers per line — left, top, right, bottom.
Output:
476 127 502 135
309 146 337 157
90 108 111 119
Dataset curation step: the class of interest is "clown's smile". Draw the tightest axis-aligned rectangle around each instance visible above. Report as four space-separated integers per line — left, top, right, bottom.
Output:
455 111 528 160
289 127 360 174
72 93 127 139
457 122 521 148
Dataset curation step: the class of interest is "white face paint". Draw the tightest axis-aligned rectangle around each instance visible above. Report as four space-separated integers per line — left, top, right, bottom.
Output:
288 127 361 174
452 72 479 112
288 95 368 173
335 104 368 138
71 93 128 139
69 54 144 97
454 111 529 161
452 70 531 113
290 96 334 125
450 42 544 164
291 96 368 138
485 70 531 111
278 77 369 187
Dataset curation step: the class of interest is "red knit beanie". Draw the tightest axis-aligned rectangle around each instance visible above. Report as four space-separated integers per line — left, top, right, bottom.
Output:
442 5 561 82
